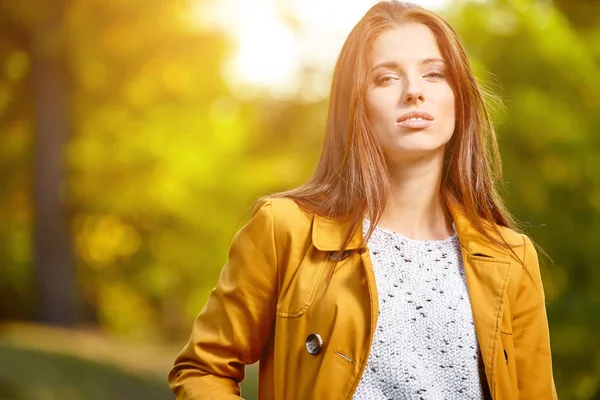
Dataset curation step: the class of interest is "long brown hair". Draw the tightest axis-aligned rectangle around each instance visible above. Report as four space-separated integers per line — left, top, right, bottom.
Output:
269 1 519 255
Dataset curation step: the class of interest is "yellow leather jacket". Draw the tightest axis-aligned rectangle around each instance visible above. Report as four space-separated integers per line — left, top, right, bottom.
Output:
169 198 557 399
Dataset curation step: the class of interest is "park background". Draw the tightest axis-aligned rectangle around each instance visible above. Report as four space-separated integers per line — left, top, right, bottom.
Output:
0 0 599 398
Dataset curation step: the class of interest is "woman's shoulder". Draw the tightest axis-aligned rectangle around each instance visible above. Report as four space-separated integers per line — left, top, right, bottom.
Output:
251 197 314 236
495 224 526 245
490 224 538 268
451 202 530 260
252 196 310 218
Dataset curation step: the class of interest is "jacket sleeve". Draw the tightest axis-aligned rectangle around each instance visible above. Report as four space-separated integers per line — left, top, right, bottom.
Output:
512 234 558 399
168 200 278 399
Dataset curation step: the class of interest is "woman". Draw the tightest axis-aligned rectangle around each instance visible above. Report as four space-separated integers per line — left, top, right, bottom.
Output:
169 1 557 399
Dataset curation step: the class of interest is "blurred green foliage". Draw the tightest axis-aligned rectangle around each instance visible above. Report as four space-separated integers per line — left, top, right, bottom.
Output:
0 0 598 398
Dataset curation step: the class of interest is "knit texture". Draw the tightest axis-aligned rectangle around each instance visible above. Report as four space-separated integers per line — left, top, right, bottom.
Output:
352 220 485 400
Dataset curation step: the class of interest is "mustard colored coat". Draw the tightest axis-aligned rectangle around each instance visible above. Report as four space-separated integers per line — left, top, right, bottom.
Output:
169 198 557 399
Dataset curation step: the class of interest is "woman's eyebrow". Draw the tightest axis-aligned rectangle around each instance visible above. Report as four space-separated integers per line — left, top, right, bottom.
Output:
370 57 445 72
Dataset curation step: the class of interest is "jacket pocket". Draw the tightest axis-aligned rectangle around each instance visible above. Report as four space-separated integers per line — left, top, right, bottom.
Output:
334 350 354 364
496 331 518 398
276 250 330 318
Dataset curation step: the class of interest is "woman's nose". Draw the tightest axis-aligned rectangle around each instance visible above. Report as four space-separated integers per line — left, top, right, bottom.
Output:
402 76 425 104
403 89 425 105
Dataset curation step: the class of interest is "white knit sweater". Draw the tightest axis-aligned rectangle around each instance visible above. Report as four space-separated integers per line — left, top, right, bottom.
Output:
352 220 486 400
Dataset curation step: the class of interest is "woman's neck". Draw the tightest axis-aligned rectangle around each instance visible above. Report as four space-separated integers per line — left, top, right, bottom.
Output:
378 154 454 241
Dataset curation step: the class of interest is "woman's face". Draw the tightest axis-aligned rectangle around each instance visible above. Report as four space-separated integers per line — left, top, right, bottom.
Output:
365 23 456 163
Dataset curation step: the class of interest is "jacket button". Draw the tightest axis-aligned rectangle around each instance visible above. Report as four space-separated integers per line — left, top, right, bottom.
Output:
305 333 323 355
329 250 351 261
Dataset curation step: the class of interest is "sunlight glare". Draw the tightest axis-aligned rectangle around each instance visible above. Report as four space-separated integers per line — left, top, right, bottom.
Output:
196 0 453 97
232 0 300 91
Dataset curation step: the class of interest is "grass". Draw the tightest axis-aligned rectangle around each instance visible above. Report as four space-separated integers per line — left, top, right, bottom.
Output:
0 323 173 400
0 323 259 400
0 344 171 400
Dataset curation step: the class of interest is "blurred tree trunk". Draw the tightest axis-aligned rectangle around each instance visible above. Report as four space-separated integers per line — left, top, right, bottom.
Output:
31 0 78 325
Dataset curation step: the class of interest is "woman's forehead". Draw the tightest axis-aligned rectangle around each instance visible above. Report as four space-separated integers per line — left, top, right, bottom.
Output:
370 24 443 66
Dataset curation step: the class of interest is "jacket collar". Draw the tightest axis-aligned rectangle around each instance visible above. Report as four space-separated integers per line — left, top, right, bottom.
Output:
312 214 365 251
448 200 517 259
312 201 515 259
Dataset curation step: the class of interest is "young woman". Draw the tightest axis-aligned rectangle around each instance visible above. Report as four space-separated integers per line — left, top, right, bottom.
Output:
169 1 557 399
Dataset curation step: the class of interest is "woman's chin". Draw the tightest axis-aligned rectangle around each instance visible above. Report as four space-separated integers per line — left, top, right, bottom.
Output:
383 143 448 163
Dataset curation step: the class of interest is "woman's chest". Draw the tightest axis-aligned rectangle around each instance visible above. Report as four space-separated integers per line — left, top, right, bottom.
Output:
269 243 519 399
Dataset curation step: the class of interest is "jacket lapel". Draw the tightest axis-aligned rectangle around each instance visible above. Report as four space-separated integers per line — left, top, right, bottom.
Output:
311 213 380 367
449 203 515 398
311 214 364 251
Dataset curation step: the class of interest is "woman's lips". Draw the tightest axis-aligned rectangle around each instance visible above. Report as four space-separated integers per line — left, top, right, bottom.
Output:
396 110 434 129
396 118 433 129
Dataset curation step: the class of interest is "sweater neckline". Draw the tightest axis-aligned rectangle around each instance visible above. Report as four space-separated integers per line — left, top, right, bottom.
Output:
364 218 458 245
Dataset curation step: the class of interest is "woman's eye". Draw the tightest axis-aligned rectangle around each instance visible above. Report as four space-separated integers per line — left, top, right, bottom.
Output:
376 75 397 85
424 72 445 79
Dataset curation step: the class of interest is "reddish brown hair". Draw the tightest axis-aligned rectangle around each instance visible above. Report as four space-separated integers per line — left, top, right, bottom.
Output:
270 1 519 254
